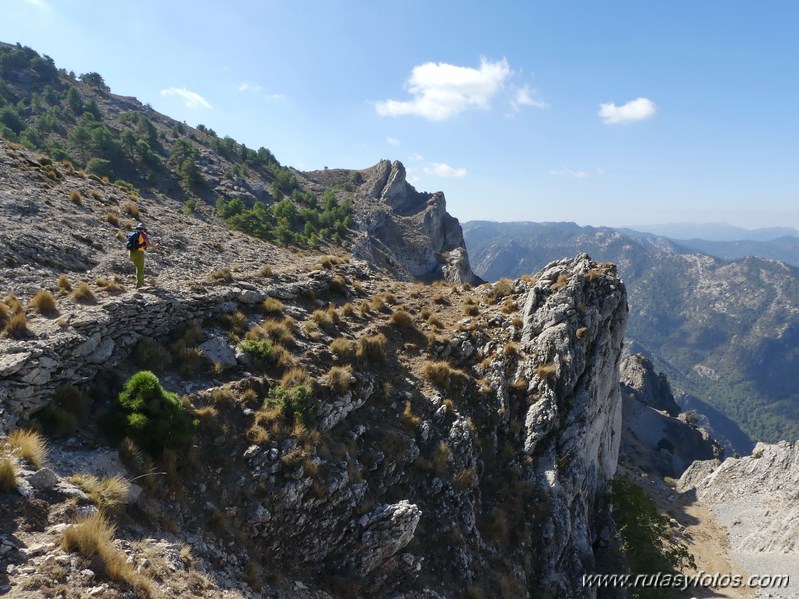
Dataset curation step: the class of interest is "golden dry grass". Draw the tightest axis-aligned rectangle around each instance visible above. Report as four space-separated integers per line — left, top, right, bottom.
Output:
68 474 129 512
7 429 46 469
69 189 83 205
29 289 58 315
0 459 17 492
327 365 353 395
61 513 153 596
71 282 96 305
4 311 29 338
330 337 356 362
356 333 387 362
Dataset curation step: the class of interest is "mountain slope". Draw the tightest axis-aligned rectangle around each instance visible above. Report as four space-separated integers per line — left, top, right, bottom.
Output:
463 221 799 444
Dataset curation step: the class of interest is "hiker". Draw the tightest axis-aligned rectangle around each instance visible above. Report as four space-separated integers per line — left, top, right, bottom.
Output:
127 222 159 288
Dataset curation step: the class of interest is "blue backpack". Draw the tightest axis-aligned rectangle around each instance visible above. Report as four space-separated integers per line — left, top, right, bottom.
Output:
126 230 141 250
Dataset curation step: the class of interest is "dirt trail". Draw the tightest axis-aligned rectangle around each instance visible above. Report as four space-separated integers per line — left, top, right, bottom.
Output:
675 497 754 599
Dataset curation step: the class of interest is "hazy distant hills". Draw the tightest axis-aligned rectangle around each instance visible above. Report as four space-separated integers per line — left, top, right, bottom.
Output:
621 223 799 242
463 221 799 446
617 225 799 267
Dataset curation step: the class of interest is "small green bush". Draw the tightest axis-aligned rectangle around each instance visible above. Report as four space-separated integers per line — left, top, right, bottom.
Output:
611 476 696 596
237 338 277 366
104 371 195 455
266 384 318 427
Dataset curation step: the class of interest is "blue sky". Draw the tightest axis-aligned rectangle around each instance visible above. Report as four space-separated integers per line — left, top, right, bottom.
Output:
3 0 799 229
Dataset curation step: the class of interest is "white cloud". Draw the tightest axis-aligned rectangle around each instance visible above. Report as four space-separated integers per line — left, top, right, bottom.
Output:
423 163 467 178
238 82 262 93
160 87 211 109
549 167 605 179
509 85 548 113
375 57 511 121
387 137 401 146
598 97 656 124
409 153 425 161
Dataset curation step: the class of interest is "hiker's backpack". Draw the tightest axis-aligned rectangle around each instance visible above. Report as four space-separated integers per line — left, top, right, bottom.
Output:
126 230 140 251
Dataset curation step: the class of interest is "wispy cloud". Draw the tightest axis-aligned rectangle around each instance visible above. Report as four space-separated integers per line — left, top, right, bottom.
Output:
409 153 425 161
375 58 511 121
238 82 262 93
598 97 656 124
423 163 467 178
387 137 400 146
509 84 548 114
160 87 211 109
549 167 605 179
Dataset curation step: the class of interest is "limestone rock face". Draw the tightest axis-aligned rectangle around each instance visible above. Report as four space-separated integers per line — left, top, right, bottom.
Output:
516 254 628 596
620 353 680 416
352 160 481 285
619 352 723 476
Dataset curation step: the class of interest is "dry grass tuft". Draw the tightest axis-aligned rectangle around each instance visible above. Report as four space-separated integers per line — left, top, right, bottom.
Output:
56 275 72 293
330 337 356 362
327 365 353 395
280 366 312 389
262 297 284 315
575 326 589 340
423 361 462 391
68 474 129 512
464 304 479 316
400 401 420 429
61 513 153 596
123 201 140 219
29 289 58 315
5 311 29 338
71 283 96 305
356 333 387 363
389 309 416 330
550 273 570 291
8 429 47 469
0 459 17 493
210 268 233 284
536 363 557 380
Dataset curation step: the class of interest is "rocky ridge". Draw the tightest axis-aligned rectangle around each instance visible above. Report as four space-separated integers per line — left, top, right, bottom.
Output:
305 160 480 286
0 129 630 596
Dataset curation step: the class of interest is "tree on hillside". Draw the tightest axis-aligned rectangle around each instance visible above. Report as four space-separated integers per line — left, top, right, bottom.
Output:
80 72 110 93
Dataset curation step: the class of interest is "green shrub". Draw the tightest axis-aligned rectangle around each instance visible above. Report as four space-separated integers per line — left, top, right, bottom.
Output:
611 477 695 598
104 371 195 455
237 338 277 366
266 384 318 427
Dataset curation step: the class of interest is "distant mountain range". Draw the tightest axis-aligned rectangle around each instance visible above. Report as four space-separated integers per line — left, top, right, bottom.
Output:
617 225 799 267
621 223 799 242
463 220 799 446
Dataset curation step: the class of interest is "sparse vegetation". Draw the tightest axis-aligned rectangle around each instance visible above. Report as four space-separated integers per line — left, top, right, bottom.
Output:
327 365 353 394
61 513 153 596
265 384 318 427
71 282 96 304
29 289 58 315
611 477 696 597
423 360 462 391
356 333 387 362
7 428 47 469
0 459 17 492
69 189 83 205
68 473 129 512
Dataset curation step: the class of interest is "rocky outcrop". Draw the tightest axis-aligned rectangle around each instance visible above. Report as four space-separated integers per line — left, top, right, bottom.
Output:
620 354 680 416
352 160 480 286
678 442 799 596
619 353 723 476
512 254 628 595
